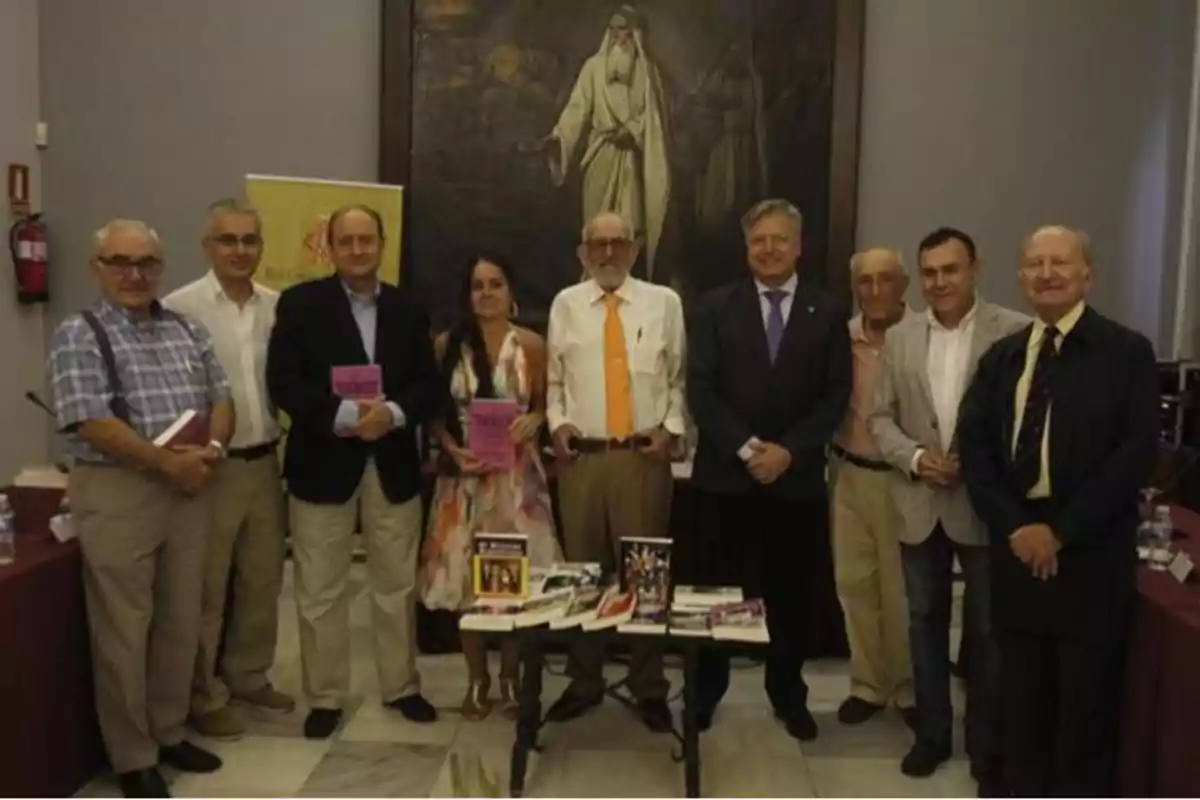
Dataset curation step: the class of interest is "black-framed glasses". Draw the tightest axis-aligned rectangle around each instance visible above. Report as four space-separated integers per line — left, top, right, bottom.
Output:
586 237 633 257
210 233 262 248
97 255 163 274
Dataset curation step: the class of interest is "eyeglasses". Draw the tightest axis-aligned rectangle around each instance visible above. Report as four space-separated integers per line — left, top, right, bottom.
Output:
97 255 163 274
1019 261 1078 277
586 237 633 256
210 233 262 248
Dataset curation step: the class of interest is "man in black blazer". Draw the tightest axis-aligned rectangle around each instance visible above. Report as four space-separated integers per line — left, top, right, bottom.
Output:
267 204 440 739
686 198 852 739
958 225 1158 797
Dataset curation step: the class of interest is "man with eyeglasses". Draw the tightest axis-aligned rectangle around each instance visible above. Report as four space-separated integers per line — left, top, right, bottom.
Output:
162 199 293 741
544 210 686 732
47 219 233 797
958 226 1157 796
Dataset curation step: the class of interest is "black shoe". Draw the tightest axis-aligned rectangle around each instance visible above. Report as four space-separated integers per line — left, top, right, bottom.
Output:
545 687 603 722
696 703 716 732
899 706 919 732
900 741 951 777
117 767 170 798
636 698 673 733
159 741 222 773
780 707 818 741
971 762 1008 797
303 708 344 739
385 693 438 723
837 696 884 725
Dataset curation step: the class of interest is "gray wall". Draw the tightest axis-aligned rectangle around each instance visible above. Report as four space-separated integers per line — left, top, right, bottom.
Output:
0 0 51 479
39 0 381 321
857 0 1196 352
33 0 1199 361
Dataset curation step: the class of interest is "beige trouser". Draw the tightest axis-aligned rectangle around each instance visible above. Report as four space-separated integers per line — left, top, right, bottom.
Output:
831 459 914 707
191 454 286 715
289 459 423 709
68 465 211 774
557 449 673 700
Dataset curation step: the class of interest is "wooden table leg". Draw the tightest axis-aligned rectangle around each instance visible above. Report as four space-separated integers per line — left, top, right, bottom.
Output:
682 642 701 798
509 633 545 798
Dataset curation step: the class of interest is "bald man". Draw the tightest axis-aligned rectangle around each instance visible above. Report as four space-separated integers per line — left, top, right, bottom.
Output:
830 248 918 727
958 226 1157 796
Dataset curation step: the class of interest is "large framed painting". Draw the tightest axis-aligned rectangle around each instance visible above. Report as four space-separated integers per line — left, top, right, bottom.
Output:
381 0 863 330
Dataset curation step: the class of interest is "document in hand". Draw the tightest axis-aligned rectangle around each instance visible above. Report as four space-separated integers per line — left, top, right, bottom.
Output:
331 364 382 400
468 398 520 469
153 410 210 449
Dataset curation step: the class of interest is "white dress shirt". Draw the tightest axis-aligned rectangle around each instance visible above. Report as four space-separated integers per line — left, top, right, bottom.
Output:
737 273 800 461
546 277 687 439
911 299 978 471
163 270 280 449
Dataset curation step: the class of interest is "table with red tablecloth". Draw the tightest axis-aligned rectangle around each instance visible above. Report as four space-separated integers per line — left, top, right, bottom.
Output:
0 532 105 797
1117 505 1200 797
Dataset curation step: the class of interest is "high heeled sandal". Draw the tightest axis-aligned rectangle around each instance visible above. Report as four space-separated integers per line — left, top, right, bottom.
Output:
498 676 520 720
461 679 493 721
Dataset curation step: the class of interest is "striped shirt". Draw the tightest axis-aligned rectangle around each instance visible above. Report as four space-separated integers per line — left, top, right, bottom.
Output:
48 298 230 464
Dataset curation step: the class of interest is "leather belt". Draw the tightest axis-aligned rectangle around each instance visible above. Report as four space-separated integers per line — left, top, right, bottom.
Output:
228 440 279 461
572 436 651 453
831 444 891 473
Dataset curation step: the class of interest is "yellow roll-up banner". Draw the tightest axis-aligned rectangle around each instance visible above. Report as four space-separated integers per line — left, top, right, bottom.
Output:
243 174 405 291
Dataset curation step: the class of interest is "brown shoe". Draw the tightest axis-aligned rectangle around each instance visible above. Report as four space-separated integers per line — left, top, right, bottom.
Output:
498 675 520 721
232 684 296 714
190 706 246 740
461 679 492 722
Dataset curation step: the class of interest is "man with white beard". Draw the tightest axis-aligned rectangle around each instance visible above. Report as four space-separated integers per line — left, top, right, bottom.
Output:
531 5 671 281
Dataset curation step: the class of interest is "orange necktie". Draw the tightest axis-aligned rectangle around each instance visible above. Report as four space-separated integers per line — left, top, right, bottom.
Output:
603 293 634 439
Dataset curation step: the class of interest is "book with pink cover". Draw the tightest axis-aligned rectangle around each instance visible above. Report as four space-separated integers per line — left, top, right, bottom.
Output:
153 409 209 449
332 365 382 400
468 398 520 469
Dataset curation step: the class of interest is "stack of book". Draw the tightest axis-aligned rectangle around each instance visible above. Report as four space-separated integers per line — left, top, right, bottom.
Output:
459 542 606 632
667 585 744 638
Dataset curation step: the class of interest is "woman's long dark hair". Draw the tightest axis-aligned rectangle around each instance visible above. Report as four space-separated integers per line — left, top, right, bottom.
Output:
439 253 517 444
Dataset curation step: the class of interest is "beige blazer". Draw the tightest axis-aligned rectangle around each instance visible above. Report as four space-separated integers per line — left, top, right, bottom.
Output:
869 300 1031 546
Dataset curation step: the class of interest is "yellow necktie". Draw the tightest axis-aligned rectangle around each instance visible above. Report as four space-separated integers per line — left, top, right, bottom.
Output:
603 293 634 439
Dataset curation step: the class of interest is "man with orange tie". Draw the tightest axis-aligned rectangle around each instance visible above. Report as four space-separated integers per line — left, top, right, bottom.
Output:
544 210 687 732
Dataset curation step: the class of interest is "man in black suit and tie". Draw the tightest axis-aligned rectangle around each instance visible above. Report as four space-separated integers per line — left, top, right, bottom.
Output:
958 225 1158 796
685 198 852 739
267 204 441 739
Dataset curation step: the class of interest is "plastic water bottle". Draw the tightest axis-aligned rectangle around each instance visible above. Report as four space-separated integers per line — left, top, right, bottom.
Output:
0 493 15 565
1149 504 1174 571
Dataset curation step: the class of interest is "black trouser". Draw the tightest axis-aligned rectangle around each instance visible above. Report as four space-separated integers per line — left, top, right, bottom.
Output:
682 489 835 715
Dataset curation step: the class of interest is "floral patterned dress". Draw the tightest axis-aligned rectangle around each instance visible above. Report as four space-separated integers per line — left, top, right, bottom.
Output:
420 328 560 611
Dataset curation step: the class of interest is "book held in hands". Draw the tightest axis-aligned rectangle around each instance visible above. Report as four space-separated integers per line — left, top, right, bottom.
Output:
331 364 382 400
472 533 530 602
467 398 521 469
153 410 209 449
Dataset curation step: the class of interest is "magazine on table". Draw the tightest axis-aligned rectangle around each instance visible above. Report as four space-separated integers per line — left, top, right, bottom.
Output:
581 589 636 631
709 598 769 643
549 586 608 629
513 588 575 628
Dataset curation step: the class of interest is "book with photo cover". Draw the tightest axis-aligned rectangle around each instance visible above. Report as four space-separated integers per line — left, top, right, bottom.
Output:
153 409 209 449
472 533 530 602
709 598 770 644
549 586 607 630
580 589 636 631
619 537 672 629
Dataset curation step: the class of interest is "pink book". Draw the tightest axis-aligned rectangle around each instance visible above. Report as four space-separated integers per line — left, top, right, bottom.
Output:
468 399 521 469
332 365 382 400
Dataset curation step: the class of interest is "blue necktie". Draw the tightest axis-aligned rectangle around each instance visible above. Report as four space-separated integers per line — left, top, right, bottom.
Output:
764 289 787 363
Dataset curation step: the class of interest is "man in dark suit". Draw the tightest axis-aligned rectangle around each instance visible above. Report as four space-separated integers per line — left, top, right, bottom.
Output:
267 204 441 739
685 198 852 739
958 225 1158 796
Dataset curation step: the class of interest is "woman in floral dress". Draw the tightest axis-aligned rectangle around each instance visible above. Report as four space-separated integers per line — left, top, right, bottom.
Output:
419 254 559 720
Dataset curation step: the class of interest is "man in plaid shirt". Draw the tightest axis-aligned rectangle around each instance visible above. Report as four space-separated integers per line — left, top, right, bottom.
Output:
47 219 233 799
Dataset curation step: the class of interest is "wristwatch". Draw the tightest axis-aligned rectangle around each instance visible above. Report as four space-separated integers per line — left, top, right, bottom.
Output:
208 439 227 459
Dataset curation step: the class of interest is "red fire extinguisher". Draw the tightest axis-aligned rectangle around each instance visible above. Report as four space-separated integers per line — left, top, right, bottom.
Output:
9 212 49 304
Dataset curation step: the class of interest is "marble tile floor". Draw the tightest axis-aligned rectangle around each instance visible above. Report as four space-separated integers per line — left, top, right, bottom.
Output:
78 564 974 798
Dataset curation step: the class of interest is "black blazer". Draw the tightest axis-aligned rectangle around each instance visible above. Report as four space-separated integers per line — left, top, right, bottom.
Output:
687 278 852 502
958 305 1158 633
266 276 439 506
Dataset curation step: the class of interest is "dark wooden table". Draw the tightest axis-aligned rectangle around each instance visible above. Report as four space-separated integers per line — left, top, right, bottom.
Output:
1117 504 1200 797
0 532 105 797
507 625 759 799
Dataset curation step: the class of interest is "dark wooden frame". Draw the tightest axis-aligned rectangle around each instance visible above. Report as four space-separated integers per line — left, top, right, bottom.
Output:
379 0 864 300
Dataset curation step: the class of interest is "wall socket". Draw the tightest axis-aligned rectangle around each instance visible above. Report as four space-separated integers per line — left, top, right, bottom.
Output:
35 122 48 150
